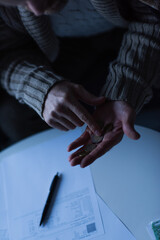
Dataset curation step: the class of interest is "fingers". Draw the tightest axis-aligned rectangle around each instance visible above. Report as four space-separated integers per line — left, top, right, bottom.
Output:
116 100 140 140
67 99 140 168
75 85 105 106
43 81 105 135
69 129 123 168
44 105 84 130
47 119 69 131
68 146 86 163
122 117 140 140
48 115 77 130
68 101 102 135
43 81 104 133
80 131 123 168
123 122 140 140
59 108 84 127
67 131 90 152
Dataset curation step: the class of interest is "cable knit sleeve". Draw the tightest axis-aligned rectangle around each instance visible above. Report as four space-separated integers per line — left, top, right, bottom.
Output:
0 48 66 118
0 7 67 118
101 0 160 113
0 7 66 119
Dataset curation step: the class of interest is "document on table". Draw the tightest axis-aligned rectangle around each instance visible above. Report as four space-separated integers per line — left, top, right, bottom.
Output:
96 195 136 240
1 128 136 240
2 129 104 240
0 166 9 240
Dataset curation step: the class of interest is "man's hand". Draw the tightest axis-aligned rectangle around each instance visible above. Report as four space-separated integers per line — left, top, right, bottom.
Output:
67 100 140 168
43 81 105 132
25 0 68 16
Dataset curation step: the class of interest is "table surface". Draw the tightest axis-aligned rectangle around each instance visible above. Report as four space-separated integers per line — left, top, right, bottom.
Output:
1 125 160 240
91 125 160 240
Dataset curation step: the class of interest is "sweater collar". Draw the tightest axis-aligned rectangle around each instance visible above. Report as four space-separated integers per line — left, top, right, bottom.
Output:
17 0 128 61
18 6 59 62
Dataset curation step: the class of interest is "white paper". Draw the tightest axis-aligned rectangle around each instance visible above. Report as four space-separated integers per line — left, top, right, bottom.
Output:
95 195 136 240
2 129 104 240
1 128 137 240
0 166 9 240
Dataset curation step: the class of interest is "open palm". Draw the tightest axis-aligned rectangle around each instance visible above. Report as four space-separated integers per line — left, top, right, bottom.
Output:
68 100 140 168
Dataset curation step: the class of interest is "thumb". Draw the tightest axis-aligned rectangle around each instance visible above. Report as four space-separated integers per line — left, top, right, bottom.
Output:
76 86 105 106
122 120 140 140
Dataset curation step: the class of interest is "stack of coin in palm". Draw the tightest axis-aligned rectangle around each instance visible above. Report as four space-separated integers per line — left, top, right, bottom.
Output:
79 123 113 157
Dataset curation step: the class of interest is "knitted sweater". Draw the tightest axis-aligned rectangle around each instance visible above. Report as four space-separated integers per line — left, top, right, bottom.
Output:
49 0 114 37
0 0 160 118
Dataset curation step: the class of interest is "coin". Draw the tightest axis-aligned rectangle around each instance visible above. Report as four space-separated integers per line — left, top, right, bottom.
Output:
79 144 97 157
91 123 113 144
91 135 103 144
79 123 113 157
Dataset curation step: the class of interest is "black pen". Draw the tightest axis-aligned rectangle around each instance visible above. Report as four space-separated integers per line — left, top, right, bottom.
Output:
39 172 61 226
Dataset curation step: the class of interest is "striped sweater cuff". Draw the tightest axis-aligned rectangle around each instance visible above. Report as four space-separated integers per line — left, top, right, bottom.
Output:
0 56 66 118
18 67 65 118
102 21 160 113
